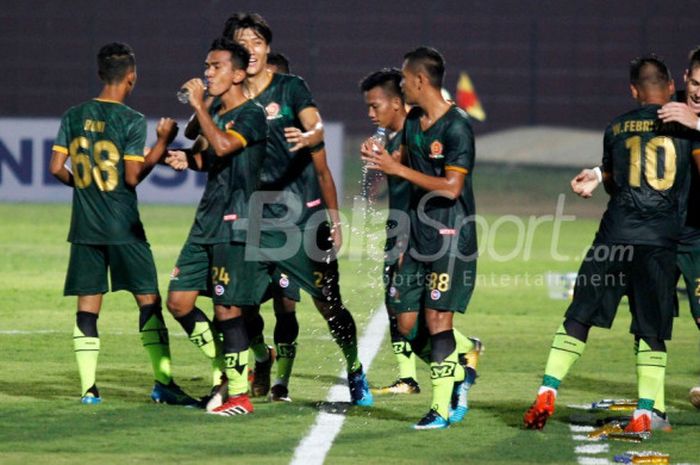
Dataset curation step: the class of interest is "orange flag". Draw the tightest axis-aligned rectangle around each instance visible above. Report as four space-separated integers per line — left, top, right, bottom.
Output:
456 71 486 122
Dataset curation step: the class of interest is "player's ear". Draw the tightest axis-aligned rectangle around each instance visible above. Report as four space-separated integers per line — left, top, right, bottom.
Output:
233 68 246 85
391 96 402 111
126 69 137 90
629 84 639 101
668 78 676 96
684 69 690 84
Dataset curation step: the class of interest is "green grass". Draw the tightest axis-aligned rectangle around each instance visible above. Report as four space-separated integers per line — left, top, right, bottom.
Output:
0 201 699 465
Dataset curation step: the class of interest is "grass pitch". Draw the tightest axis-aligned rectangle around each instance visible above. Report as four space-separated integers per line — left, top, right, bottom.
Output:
1 196 699 464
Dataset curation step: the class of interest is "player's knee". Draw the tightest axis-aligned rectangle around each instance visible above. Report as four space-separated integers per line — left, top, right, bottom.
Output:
563 318 591 342
166 295 190 318
76 311 99 337
639 335 666 352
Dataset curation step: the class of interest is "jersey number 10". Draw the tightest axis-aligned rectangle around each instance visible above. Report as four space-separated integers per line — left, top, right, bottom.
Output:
69 136 120 192
625 135 676 191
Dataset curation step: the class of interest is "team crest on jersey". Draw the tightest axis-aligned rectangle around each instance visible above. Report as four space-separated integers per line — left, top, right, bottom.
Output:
429 140 444 159
215 285 225 296
265 102 282 120
430 289 442 300
389 286 397 298
170 267 180 281
279 273 290 289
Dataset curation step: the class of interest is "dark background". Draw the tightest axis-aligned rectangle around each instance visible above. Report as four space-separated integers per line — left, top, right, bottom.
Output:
1 0 698 136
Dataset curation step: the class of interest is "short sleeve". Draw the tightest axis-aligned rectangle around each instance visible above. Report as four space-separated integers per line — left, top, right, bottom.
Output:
443 116 475 175
228 104 267 147
288 76 317 115
123 114 147 162
52 113 70 154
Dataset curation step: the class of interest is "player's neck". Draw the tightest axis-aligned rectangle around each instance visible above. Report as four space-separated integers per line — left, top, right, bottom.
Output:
244 69 274 99
219 84 248 112
418 92 451 128
387 113 407 133
97 84 127 104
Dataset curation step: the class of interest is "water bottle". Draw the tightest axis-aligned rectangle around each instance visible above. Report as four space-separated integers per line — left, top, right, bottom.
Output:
370 127 387 153
176 78 207 104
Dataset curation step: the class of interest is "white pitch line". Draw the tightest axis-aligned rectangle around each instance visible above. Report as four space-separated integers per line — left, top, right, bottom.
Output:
290 305 388 465
577 458 610 465
575 444 609 455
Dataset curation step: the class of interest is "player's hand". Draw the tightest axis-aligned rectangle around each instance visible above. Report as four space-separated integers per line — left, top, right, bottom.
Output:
164 150 188 171
284 127 310 152
360 143 401 175
570 169 600 198
330 222 343 251
181 78 207 110
658 102 699 130
156 117 179 144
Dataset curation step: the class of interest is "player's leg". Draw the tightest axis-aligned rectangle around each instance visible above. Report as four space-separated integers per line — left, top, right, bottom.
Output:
624 246 675 434
166 242 225 390
109 241 199 406
374 263 420 395
208 243 269 416
524 244 624 429
271 278 300 401
64 243 108 404
244 304 275 397
74 295 102 404
676 247 700 409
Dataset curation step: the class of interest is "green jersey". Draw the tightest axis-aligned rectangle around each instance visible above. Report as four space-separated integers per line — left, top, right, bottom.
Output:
385 129 411 260
188 99 267 244
53 98 147 245
252 73 324 227
402 105 477 257
596 104 700 248
675 91 700 250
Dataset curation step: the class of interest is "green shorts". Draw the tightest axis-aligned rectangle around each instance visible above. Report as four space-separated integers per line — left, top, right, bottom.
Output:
676 247 700 320
258 221 342 303
565 244 677 340
262 267 302 303
389 251 477 313
64 242 158 296
169 241 270 306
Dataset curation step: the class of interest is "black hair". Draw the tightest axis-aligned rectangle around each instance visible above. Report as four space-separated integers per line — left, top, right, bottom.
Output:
403 46 445 88
209 37 251 71
267 52 291 74
359 68 404 103
97 42 135 84
687 46 700 72
222 12 272 44
629 54 672 88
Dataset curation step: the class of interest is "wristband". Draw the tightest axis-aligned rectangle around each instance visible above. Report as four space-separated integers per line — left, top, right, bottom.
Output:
308 141 325 153
593 166 603 183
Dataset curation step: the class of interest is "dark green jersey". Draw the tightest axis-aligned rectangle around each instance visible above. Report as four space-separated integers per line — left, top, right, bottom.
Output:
251 73 324 227
385 129 411 258
402 106 477 257
596 104 700 248
188 99 267 244
674 91 700 250
53 98 147 245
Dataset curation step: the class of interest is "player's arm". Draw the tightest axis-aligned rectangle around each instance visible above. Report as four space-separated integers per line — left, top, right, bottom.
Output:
125 118 179 187
184 96 215 140
49 148 74 187
285 107 324 152
183 78 245 157
310 146 343 249
360 138 464 200
658 102 700 130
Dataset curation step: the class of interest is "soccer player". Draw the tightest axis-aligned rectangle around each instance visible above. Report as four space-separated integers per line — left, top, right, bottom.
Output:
657 47 700 412
164 38 269 416
49 42 196 405
526 56 700 434
223 12 373 406
358 68 420 394
361 47 479 429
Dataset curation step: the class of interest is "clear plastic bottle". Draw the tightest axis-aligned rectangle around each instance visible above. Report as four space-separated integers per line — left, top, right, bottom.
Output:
176 78 208 104
370 127 387 153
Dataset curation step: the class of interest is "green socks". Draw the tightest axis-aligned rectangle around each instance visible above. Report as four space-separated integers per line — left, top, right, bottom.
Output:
636 339 667 411
392 340 417 380
543 323 586 386
74 312 100 396
275 342 297 386
175 307 225 386
139 304 172 385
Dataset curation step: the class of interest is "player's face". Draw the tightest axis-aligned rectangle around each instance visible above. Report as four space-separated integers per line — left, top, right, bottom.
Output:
233 28 270 76
204 50 236 97
685 67 700 114
400 62 419 105
364 87 397 128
